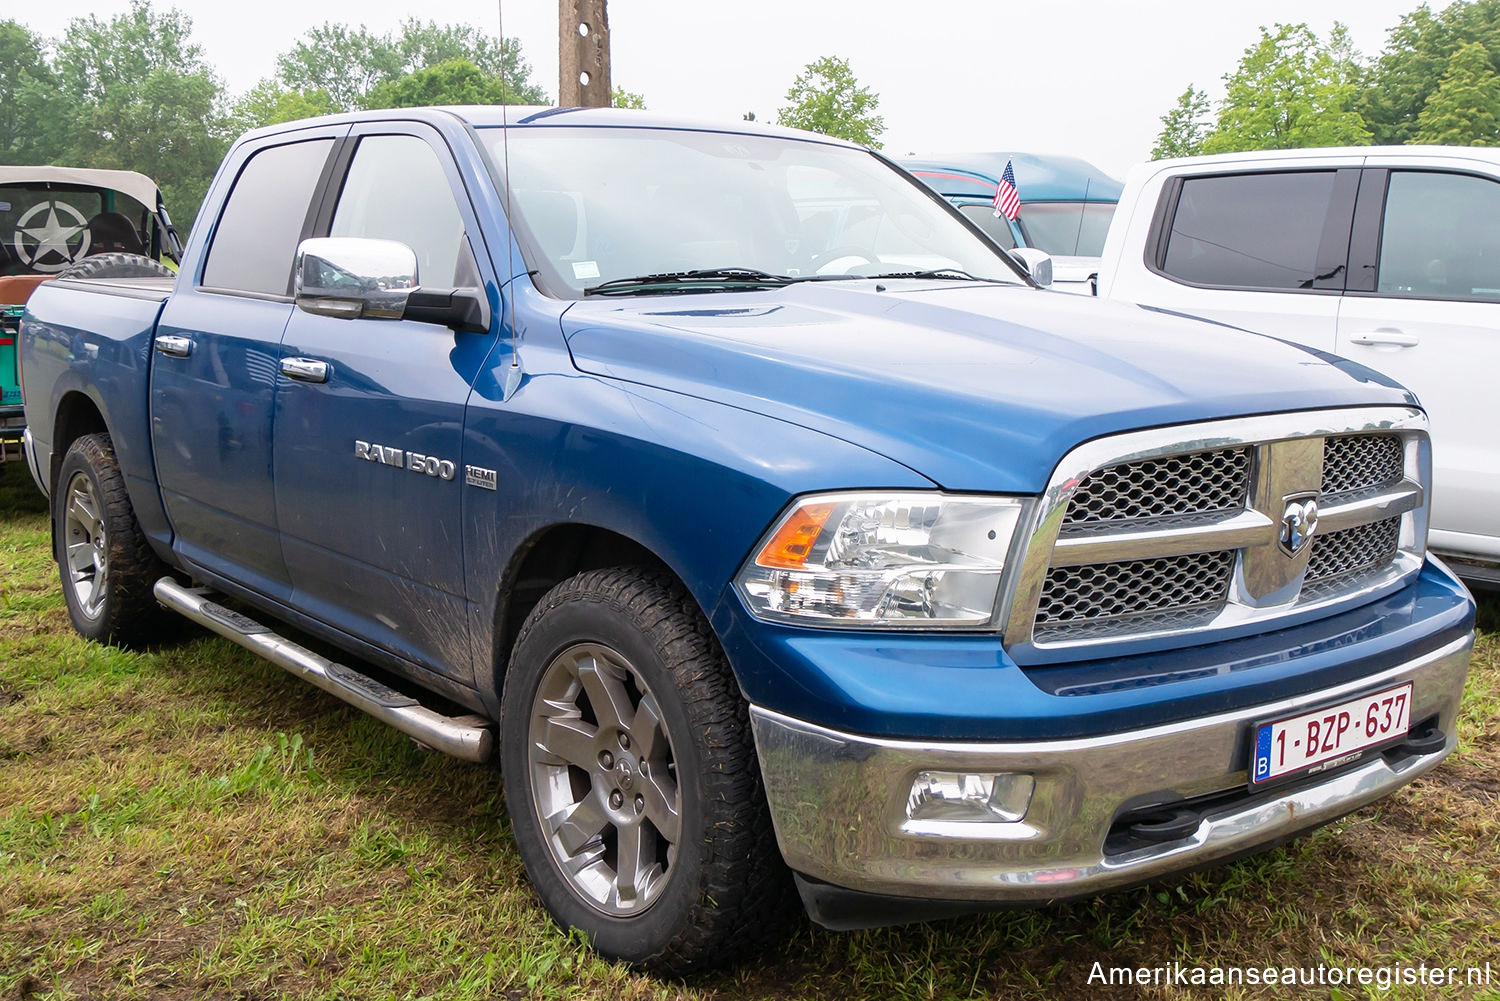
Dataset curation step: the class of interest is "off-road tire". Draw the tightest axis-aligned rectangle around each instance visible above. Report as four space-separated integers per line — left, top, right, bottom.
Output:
54 433 171 646
55 253 174 281
500 567 794 975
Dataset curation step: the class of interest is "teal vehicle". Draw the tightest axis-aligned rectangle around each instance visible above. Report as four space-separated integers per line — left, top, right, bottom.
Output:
902 152 1122 292
0 166 181 460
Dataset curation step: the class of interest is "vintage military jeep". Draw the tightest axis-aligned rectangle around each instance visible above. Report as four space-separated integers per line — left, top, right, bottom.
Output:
0 166 180 460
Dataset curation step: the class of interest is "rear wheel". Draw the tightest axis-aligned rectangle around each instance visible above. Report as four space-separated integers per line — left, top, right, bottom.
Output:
500 567 791 974
54 434 170 645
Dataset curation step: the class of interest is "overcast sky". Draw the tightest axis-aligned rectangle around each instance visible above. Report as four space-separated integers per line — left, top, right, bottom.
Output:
17 1 1448 179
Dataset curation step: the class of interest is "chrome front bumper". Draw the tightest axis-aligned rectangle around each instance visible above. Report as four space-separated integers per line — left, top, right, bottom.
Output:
750 633 1471 906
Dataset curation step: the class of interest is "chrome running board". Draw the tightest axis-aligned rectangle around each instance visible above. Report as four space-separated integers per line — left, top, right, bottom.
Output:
153 577 494 762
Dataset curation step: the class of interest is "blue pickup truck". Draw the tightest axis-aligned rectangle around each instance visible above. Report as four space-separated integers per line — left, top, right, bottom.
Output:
18 108 1475 973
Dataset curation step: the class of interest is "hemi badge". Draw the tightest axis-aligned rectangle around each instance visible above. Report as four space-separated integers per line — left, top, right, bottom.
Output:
466 465 498 490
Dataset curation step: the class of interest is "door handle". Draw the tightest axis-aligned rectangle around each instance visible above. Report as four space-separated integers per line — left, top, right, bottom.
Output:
153 334 194 357
1347 331 1420 348
280 357 329 383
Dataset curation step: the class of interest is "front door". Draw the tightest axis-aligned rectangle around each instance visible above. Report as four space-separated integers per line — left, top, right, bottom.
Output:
1337 164 1500 560
273 126 494 680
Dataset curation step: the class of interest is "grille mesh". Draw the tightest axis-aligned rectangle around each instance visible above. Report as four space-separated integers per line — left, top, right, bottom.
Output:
1063 448 1250 525
1036 550 1235 626
1306 517 1401 583
1321 434 1403 495
1033 428 1414 644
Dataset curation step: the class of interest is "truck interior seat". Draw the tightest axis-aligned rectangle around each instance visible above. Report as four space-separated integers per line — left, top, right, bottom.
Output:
85 211 147 256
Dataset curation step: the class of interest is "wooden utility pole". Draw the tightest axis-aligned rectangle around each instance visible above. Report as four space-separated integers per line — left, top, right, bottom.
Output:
559 0 611 107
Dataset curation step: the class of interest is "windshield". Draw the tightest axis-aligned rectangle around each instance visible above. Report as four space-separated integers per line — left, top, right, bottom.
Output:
481 126 1027 296
1016 202 1117 258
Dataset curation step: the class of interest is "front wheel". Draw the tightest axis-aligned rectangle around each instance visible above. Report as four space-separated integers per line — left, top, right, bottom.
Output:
54 433 170 645
500 567 791 974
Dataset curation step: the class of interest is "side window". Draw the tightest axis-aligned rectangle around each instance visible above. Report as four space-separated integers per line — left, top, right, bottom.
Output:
956 203 1017 250
1160 171 1343 290
202 139 333 295
330 135 471 287
1378 171 1500 300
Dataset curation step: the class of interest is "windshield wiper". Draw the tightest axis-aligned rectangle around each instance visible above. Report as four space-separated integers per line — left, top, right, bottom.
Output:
862 268 1002 283
584 268 793 296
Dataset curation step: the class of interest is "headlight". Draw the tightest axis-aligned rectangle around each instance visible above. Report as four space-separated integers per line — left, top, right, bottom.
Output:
734 492 1028 628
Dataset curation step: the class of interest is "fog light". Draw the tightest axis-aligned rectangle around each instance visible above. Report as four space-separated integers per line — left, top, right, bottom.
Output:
907 771 1035 823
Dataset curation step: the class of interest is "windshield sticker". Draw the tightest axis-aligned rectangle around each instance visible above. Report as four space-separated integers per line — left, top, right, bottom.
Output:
11 200 92 273
572 261 600 280
0 202 10 212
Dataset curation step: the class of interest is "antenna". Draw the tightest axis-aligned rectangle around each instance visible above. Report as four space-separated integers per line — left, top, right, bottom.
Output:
498 0 523 399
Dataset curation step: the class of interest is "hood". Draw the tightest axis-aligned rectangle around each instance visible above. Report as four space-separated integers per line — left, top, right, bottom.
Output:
561 282 1416 493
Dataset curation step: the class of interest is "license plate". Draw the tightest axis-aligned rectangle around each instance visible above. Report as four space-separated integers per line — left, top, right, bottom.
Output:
1250 682 1413 787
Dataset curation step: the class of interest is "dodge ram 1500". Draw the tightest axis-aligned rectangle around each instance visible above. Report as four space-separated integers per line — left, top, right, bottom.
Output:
20 108 1474 973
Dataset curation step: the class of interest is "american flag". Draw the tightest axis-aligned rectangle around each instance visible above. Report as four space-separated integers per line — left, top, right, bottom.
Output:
991 159 1021 221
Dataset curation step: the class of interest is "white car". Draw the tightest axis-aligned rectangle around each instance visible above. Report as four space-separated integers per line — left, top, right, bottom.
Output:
1097 146 1500 588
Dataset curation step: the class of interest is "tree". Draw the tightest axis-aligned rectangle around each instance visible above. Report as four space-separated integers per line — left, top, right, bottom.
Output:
1202 23 1370 153
363 59 530 110
611 87 646 109
1151 85 1212 159
0 20 68 163
276 18 546 112
1414 41 1500 144
1362 0 1500 145
776 56 884 147
53 1 232 231
230 79 337 134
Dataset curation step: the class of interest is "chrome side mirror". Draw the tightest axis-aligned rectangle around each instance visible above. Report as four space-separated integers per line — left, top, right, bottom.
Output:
1009 247 1054 288
295 237 418 321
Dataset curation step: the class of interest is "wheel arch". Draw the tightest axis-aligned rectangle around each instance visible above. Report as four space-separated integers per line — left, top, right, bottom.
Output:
49 390 109 495
489 522 684 700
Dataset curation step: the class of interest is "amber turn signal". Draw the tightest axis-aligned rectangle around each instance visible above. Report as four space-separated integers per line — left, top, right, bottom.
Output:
755 502 836 569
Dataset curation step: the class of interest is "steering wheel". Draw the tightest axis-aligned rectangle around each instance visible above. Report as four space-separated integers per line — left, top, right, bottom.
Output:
810 245 879 276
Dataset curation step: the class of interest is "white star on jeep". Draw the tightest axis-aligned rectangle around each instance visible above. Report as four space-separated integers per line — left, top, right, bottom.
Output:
21 205 87 263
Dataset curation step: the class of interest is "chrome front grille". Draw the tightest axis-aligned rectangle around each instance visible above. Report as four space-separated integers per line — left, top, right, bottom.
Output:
1306 516 1401 583
1064 448 1251 524
1005 408 1429 653
1036 551 1234 626
1321 433 1403 495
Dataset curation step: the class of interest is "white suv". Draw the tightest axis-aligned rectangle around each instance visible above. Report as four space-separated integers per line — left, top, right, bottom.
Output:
1097 146 1500 587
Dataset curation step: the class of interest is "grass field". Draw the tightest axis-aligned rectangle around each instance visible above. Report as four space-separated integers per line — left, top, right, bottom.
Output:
2 460 1497 1000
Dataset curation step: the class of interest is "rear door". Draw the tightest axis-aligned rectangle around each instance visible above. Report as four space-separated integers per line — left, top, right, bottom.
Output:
151 129 344 598
1337 160 1500 560
272 123 494 680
